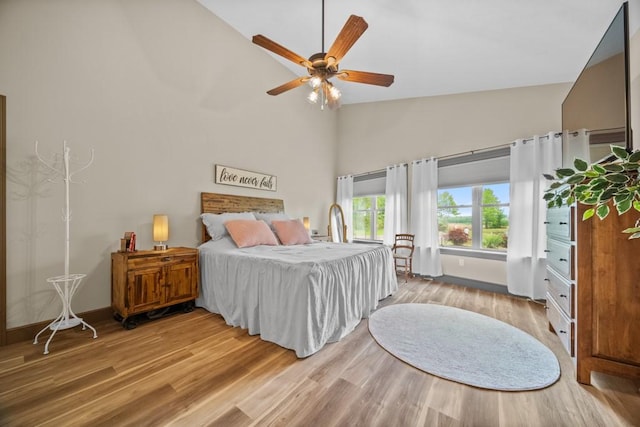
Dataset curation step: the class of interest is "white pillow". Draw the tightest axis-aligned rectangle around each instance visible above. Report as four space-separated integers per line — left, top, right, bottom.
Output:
201 212 256 240
254 212 291 230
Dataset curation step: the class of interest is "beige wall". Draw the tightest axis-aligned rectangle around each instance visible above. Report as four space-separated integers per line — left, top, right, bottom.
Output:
0 0 337 328
336 83 571 286
336 83 570 176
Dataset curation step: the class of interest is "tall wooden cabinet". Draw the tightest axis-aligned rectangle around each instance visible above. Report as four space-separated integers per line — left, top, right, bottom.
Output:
547 203 640 384
111 247 199 329
575 204 640 384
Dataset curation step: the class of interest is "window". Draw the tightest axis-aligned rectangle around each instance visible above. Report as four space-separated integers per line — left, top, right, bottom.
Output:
436 147 511 253
352 170 387 242
353 195 385 241
437 182 509 250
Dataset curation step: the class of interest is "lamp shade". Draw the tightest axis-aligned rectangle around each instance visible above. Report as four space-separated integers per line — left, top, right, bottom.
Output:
153 215 169 242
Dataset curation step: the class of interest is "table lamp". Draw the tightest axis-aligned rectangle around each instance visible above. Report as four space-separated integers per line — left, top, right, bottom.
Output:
153 214 169 250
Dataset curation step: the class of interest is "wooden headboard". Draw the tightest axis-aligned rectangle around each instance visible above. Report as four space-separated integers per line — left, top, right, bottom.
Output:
200 192 285 243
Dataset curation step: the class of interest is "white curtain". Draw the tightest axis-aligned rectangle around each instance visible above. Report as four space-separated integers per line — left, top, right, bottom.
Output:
563 129 589 167
507 132 562 299
383 164 408 245
410 158 443 277
336 175 353 242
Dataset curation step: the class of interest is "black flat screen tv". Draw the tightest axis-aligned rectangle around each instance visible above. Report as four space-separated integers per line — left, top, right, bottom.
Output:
562 2 631 166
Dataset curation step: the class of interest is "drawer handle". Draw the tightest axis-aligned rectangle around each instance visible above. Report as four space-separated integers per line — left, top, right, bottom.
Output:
544 278 550 282
161 257 171 262
544 249 550 253
543 221 550 224
559 222 568 225
559 258 568 262
559 330 567 334
559 294 567 298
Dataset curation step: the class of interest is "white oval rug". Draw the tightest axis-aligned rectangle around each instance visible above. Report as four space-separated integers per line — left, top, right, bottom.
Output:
368 303 560 391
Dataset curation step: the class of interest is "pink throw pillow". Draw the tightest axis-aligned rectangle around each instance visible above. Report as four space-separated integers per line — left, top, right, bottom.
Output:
225 219 279 248
272 219 313 245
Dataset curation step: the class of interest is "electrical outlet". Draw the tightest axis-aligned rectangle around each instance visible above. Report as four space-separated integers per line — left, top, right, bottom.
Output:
458 258 464 267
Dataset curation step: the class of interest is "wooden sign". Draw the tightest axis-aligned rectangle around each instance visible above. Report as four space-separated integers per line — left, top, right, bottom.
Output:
214 165 277 192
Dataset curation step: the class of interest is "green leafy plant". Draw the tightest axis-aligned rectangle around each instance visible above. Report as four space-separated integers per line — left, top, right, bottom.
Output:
543 145 640 239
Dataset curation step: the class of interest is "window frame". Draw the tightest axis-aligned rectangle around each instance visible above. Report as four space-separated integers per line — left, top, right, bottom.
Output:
352 194 385 242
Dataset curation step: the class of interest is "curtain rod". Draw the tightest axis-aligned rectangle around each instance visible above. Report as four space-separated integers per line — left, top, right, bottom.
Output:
353 131 564 175
435 141 512 162
352 168 384 178
438 131 563 159
352 163 406 178
555 128 622 139
521 132 563 143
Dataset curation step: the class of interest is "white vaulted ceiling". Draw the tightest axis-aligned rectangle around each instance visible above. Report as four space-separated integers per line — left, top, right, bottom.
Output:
198 0 630 104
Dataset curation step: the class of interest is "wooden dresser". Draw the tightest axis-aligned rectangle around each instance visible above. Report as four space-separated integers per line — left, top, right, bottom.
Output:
111 247 199 329
546 203 640 384
574 204 640 384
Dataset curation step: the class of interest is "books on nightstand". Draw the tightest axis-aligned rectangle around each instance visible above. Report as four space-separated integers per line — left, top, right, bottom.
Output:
120 232 136 252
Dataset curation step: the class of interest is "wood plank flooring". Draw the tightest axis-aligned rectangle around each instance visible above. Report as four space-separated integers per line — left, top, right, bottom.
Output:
1 278 639 426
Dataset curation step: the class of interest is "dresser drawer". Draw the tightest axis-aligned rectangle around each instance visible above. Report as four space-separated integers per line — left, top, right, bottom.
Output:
545 206 573 240
127 253 196 270
546 267 574 318
546 294 574 356
546 238 574 280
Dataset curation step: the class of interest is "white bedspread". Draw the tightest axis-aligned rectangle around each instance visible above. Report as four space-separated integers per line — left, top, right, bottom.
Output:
196 238 398 357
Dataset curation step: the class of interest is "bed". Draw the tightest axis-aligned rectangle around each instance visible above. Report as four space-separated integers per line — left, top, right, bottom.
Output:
195 192 398 357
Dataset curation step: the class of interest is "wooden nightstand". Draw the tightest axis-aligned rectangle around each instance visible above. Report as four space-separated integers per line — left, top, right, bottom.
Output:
312 234 330 242
111 247 199 329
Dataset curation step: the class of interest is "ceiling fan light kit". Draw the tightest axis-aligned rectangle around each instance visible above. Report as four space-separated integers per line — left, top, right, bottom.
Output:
252 1 394 110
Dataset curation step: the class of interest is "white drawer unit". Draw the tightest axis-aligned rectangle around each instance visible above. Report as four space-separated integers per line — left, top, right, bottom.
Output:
545 206 576 359
545 206 573 240
546 238 574 280
545 267 574 318
546 294 574 356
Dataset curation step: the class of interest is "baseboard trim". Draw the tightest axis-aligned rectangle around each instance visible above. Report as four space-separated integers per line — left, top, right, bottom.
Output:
434 275 509 295
5 306 112 345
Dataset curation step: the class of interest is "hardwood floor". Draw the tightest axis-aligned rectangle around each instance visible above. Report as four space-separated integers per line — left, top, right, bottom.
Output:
1 278 639 426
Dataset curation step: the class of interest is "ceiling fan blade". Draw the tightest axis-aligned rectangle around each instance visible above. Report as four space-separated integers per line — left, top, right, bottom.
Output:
336 70 394 87
252 35 312 68
325 15 368 67
266 77 310 96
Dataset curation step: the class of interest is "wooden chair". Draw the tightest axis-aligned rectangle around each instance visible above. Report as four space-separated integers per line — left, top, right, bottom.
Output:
392 233 415 280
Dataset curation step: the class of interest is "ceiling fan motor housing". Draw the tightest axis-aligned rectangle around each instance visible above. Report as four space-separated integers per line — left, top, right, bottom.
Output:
309 52 339 76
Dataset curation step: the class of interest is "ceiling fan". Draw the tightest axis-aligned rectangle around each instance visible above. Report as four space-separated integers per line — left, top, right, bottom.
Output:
252 1 394 109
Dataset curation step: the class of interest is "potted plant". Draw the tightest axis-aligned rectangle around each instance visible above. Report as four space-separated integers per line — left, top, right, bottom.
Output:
543 145 640 239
